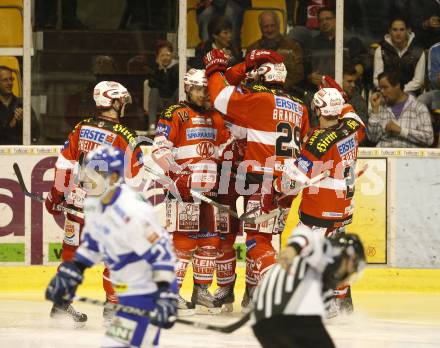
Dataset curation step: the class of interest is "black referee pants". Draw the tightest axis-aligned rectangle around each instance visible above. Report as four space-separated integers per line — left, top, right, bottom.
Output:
252 315 335 348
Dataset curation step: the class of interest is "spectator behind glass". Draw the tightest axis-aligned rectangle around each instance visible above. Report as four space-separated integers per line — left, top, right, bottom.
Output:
418 41 440 147
406 0 440 49
343 0 405 45
196 0 249 48
0 66 39 144
368 70 433 148
190 16 242 69
35 0 87 30
342 62 373 146
146 40 178 131
373 17 426 96
305 7 370 92
288 0 335 46
247 11 304 95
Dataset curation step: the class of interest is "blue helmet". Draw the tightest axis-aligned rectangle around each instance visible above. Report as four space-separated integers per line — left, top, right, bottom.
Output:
84 145 125 178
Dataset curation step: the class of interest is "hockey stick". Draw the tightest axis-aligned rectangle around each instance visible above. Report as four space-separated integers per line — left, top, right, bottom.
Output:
73 296 251 333
12 163 84 219
247 163 369 225
144 164 259 223
189 189 258 224
241 169 331 225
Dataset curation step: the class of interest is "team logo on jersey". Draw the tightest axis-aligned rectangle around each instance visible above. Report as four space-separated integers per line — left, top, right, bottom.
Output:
297 155 313 173
196 141 215 158
79 126 115 145
186 127 217 140
337 134 356 156
274 96 303 115
156 122 171 137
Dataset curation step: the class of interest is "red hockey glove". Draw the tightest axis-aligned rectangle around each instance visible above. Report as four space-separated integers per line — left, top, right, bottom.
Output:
320 75 349 102
245 49 284 70
203 49 229 77
45 186 65 216
273 177 297 209
260 188 277 214
173 172 193 202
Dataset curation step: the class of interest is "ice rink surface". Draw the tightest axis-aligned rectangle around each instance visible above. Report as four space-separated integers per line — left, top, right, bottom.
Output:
1 291 440 348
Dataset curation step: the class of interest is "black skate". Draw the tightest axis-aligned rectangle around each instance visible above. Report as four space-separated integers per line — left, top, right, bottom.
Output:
191 284 222 314
214 276 236 313
336 287 354 315
240 286 255 313
177 294 196 316
50 303 87 328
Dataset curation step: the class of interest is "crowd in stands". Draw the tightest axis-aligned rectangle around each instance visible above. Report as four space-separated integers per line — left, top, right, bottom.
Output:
1 0 440 147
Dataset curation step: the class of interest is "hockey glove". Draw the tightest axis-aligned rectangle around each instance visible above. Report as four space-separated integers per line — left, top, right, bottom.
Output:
245 49 284 70
203 49 229 77
45 261 85 305
172 171 193 202
45 186 65 216
150 290 178 329
273 176 297 209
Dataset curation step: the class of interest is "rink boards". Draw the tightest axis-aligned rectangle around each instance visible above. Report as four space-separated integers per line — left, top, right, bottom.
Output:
0 146 440 273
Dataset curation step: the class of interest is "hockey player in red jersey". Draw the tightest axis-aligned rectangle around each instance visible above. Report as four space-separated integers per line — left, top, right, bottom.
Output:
283 86 366 317
44 81 143 325
203 49 310 309
151 69 230 313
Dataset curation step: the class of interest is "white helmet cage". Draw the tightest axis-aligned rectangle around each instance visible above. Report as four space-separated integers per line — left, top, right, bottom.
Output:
312 88 345 117
257 62 287 84
184 68 208 93
93 81 132 109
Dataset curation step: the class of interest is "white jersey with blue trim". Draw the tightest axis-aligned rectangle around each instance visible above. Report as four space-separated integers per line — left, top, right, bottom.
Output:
75 183 175 297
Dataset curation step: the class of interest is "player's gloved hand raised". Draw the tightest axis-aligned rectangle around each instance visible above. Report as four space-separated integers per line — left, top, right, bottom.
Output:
203 49 229 77
245 49 284 70
45 186 65 216
151 290 178 329
45 261 84 305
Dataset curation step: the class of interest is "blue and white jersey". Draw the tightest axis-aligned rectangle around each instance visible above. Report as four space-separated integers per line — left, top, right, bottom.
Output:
75 184 176 297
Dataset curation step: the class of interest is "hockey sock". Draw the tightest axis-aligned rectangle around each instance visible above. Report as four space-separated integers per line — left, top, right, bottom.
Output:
193 245 217 285
245 232 276 287
103 267 118 303
173 233 197 288
60 242 77 261
216 233 237 287
335 285 351 299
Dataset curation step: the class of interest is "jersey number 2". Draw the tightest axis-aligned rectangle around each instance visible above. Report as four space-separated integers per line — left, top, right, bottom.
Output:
275 122 300 158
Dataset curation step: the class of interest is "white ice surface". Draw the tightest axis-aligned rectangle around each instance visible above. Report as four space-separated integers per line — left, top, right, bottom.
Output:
1 292 440 348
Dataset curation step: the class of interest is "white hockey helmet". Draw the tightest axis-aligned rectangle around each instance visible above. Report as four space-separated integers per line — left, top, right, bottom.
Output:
183 68 208 93
93 81 132 109
312 88 345 118
257 62 287 84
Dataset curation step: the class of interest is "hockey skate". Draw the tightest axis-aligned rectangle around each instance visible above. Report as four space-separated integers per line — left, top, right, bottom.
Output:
177 294 196 316
102 301 116 327
191 284 222 314
214 276 236 313
50 303 87 328
336 287 354 315
240 286 255 313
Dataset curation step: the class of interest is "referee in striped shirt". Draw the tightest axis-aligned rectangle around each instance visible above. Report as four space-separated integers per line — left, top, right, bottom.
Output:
251 228 365 348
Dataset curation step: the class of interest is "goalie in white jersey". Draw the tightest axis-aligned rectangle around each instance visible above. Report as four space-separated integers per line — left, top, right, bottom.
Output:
251 228 366 348
45 145 178 348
